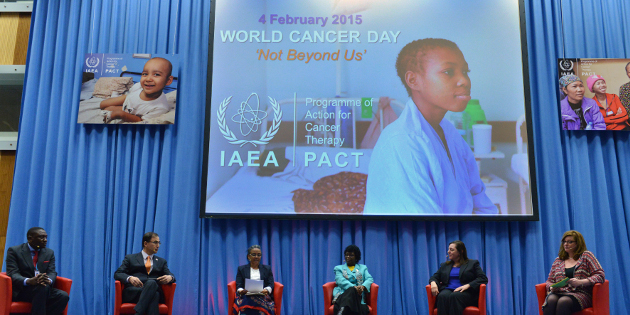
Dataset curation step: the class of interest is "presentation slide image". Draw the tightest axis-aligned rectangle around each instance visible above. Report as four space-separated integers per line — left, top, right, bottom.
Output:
204 0 534 218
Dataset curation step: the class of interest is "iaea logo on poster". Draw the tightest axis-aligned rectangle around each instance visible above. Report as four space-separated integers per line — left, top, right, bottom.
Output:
86 56 99 68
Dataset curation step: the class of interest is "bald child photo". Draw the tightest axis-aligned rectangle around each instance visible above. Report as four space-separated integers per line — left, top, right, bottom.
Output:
100 57 174 123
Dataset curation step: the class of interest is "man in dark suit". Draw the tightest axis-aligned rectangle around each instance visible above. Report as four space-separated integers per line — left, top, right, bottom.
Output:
114 232 175 315
5 227 69 315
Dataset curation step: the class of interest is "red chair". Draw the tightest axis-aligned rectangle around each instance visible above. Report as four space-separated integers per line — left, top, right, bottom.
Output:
535 280 609 315
114 280 176 315
0 272 72 315
228 281 284 315
323 282 379 315
425 283 486 315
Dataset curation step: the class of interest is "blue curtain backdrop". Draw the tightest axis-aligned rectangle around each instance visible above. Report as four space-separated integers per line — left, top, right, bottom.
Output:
4 0 630 314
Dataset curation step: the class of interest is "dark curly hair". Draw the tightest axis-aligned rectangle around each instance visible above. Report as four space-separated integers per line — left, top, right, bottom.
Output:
344 245 362 263
395 38 462 96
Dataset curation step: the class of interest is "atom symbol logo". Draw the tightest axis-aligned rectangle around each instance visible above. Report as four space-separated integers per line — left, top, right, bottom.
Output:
217 93 282 147
559 59 573 71
231 93 268 136
86 56 99 68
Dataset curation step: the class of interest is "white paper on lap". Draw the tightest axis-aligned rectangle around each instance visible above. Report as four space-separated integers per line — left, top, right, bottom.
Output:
245 279 264 294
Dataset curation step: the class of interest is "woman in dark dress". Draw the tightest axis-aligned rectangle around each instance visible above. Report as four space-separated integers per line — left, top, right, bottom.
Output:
429 240 487 315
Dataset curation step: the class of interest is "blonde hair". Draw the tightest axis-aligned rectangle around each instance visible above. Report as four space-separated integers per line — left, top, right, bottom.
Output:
558 230 587 260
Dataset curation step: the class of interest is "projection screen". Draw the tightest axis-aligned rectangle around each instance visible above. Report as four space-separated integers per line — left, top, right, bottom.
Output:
202 0 538 220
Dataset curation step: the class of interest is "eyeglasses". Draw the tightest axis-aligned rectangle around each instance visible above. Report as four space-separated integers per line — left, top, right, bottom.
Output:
562 240 575 244
150 241 161 245
249 253 262 257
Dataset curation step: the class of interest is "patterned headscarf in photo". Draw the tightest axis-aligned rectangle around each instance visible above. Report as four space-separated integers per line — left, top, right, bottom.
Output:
559 74 582 89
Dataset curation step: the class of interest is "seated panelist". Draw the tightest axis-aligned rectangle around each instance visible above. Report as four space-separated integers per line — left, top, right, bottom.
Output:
114 232 175 315
5 227 69 315
429 240 487 315
542 230 604 315
332 245 374 315
234 245 276 315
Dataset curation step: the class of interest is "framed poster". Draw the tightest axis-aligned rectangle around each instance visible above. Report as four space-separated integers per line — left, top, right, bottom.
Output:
78 53 179 125
558 58 630 131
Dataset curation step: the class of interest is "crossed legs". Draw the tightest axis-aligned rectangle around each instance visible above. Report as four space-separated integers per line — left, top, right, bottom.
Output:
122 279 162 315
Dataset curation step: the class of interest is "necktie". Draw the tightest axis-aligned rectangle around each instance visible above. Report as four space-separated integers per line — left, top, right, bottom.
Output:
145 256 151 274
33 251 38 268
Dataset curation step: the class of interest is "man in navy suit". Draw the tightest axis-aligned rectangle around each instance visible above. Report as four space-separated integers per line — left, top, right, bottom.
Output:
114 232 175 315
5 227 69 315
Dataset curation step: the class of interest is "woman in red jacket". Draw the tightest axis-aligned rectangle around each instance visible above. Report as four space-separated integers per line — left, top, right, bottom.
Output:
587 74 630 130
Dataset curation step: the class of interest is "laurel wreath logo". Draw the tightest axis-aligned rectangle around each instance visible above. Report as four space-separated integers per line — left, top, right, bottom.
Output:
559 59 573 71
86 56 99 68
217 95 283 147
